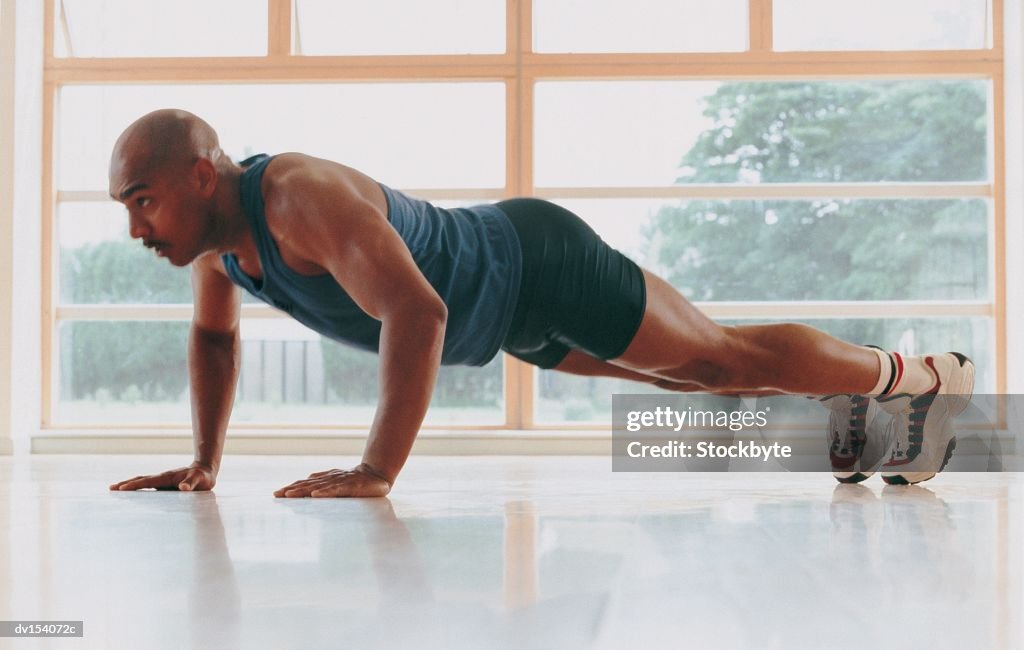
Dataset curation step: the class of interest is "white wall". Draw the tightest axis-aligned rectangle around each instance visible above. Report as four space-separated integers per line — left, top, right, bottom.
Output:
12 0 43 453
1006 0 1024 393
0 0 42 454
0 0 16 454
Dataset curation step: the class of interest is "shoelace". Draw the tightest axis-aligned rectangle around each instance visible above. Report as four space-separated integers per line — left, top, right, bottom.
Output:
828 402 855 454
885 402 913 462
827 397 869 456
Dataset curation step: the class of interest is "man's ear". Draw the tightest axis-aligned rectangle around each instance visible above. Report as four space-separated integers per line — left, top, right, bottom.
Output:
193 157 218 197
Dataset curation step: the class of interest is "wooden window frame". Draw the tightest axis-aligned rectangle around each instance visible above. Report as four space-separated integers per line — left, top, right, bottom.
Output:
40 0 1007 432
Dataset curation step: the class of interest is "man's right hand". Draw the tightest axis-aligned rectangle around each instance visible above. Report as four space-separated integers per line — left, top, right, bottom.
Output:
109 462 217 492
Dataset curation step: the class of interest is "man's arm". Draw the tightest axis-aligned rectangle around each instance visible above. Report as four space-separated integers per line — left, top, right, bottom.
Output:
110 253 241 492
360 284 446 484
269 164 447 497
188 252 243 476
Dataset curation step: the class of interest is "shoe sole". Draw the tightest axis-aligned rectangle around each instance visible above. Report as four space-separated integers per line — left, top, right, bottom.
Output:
881 437 958 485
834 471 873 484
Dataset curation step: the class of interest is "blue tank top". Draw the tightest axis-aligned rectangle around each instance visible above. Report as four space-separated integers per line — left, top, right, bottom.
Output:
221 154 522 366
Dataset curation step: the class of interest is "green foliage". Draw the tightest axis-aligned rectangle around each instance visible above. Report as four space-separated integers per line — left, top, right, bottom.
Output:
62 240 192 303
676 81 986 184
320 343 379 404
319 340 504 408
64 321 188 401
430 363 503 408
61 240 191 400
651 198 986 304
651 80 988 309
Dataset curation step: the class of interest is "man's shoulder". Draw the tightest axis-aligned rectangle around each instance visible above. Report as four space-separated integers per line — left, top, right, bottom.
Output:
260 155 335 242
262 153 330 199
262 154 387 235
262 152 362 192
262 154 367 218
258 154 386 270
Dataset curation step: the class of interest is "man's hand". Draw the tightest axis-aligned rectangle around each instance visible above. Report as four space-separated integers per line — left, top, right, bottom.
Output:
109 462 217 492
273 463 391 498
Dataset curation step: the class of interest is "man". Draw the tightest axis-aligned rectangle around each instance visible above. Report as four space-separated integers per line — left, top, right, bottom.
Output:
106 109 974 497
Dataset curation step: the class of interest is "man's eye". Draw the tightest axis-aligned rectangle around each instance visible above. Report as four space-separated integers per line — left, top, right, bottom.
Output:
136 197 150 208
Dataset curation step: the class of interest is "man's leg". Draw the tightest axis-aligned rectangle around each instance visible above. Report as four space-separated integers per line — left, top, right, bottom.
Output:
607 268 973 485
553 349 788 396
553 349 704 392
608 269 879 395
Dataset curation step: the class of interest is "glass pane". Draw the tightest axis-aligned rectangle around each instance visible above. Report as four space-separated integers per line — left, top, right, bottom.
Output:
534 0 747 53
543 198 990 301
535 80 989 186
55 0 267 58
58 202 194 304
58 83 505 190
774 0 990 51
307 340 505 426
535 317 994 424
57 321 191 424
56 321 505 425
295 0 504 55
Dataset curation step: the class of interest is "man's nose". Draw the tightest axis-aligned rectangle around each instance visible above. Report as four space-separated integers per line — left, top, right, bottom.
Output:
128 212 149 240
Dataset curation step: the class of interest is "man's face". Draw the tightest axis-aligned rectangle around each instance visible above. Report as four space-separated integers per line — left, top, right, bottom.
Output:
108 158 210 267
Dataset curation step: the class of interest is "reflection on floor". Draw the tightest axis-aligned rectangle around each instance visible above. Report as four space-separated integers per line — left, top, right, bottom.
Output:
1 455 1022 649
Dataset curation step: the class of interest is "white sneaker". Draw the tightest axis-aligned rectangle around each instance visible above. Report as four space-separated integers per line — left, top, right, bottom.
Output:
879 352 974 485
822 394 887 483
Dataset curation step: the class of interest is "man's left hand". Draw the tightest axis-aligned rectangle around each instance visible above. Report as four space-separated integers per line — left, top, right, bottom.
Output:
273 464 392 498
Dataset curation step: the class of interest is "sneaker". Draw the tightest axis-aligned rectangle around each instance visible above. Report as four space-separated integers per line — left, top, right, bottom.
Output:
878 352 974 485
822 394 885 483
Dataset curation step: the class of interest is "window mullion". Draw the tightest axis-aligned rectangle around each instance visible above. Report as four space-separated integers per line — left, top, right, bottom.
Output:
748 0 773 52
533 183 993 201
267 0 292 58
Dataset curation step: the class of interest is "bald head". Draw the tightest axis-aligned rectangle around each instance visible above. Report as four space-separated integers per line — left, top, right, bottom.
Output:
109 109 223 198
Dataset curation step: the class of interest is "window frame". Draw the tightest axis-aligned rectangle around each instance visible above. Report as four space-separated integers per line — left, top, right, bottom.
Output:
40 0 1007 432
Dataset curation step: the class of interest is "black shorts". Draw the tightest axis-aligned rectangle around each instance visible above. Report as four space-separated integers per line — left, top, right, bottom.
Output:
495 198 647 369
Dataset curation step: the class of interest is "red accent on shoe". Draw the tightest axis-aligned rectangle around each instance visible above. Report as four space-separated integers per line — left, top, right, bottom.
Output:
924 356 941 394
831 454 857 469
883 457 913 467
892 352 904 393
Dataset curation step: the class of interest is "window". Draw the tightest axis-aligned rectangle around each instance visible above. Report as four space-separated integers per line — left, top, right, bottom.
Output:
773 0 992 51
43 0 1006 433
54 81 506 425
294 0 506 55
55 0 267 57
533 0 748 53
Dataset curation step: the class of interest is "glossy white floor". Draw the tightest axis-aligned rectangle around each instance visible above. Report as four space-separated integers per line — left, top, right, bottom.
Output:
1 454 1022 650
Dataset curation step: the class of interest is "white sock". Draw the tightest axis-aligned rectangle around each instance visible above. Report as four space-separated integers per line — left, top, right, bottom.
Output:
867 347 893 395
867 347 937 396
